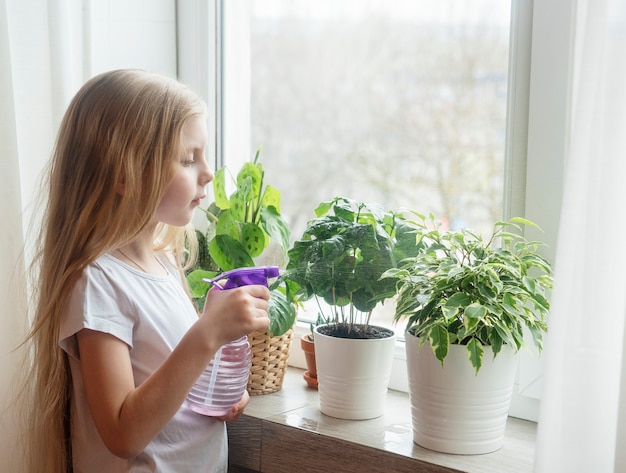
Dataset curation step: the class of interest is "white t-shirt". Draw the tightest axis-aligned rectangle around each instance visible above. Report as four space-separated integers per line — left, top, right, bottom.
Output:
59 253 227 473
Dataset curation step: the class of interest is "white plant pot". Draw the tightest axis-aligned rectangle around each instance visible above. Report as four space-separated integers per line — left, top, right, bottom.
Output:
314 324 396 420
405 331 518 454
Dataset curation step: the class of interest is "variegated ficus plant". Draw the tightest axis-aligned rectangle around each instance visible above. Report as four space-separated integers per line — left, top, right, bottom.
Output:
186 147 297 337
382 215 553 373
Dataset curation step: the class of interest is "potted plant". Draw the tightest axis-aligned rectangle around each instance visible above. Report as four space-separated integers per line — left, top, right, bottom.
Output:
285 197 425 419
300 322 318 389
383 215 552 454
187 148 298 395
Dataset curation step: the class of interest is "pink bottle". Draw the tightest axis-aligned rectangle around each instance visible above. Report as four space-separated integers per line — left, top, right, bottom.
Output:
187 266 279 416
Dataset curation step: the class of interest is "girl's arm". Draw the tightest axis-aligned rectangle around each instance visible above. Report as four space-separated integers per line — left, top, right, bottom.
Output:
76 285 270 459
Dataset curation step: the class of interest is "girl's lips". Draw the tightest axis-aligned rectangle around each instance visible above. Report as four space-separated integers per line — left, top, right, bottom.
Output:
192 195 206 206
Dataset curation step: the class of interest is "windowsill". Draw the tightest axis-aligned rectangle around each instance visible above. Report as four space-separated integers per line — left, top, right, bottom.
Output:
228 367 537 473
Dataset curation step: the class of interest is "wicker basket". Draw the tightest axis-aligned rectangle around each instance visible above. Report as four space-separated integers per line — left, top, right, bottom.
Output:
247 327 294 396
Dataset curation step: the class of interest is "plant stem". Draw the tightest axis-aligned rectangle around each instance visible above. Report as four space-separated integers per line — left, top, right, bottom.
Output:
201 208 219 223
252 168 264 224
364 309 372 331
314 296 328 324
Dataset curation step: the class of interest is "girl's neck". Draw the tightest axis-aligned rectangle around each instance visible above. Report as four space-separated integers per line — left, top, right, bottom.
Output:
114 243 168 276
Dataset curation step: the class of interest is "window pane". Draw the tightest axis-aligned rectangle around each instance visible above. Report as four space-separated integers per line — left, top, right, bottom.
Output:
247 0 512 328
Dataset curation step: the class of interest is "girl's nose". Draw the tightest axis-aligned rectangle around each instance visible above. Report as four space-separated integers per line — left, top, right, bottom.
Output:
201 164 214 186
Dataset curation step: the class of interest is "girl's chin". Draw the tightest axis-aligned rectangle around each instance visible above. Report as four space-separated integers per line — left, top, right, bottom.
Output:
160 214 194 227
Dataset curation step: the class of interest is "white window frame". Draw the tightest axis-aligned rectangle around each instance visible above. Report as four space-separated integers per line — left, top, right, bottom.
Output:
177 0 571 422
176 0 222 172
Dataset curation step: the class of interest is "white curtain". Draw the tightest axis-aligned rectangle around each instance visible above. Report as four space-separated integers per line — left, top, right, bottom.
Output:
534 0 626 472
0 2 28 467
0 1 85 469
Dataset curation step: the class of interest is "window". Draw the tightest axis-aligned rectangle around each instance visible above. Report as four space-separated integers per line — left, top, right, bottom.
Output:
179 0 562 422
249 0 511 240
221 0 513 331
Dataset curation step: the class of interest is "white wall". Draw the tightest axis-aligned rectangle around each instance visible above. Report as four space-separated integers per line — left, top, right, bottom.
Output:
90 0 177 77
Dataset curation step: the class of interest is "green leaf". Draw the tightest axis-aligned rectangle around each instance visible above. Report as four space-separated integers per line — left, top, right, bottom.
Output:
466 338 484 373
527 324 545 352
230 177 253 222
213 167 230 209
194 229 211 271
380 267 409 279
321 234 346 259
333 198 359 222
523 276 536 293
267 288 297 336
508 216 540 230
261 185 282 214
260 206 290 257
464 302 487 319
477 281 497 300
490 329 503 356
428 325 450 365
214 209 240 240
314 200 333 217
241 223 266 257
493 320 515 345
351 288 378 313
445 292 472 308
236 161 263 197
462 312 481 335
209 234 255 271
186 269 217 299
442 304 459 321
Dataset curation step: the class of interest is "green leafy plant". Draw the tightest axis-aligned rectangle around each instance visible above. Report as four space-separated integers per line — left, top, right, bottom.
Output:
187 148 297 336
383 215 552 372
285 197 426 338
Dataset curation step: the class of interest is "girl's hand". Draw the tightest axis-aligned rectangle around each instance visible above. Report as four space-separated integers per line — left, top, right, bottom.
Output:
216 390 250 422
199 285 270 348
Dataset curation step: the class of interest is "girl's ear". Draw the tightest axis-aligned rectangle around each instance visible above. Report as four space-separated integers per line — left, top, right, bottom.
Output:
115 178 125 195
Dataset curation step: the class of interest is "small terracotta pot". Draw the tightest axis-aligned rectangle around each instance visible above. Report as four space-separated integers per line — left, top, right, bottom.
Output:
300 334 318 389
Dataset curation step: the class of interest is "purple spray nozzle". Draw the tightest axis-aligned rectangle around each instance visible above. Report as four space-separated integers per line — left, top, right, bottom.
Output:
203 266 280 290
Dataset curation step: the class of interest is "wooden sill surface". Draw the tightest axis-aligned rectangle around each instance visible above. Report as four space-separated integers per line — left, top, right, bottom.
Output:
228 367 536 473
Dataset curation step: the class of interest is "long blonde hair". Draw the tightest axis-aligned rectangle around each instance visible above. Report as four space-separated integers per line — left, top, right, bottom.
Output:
23 69 206 473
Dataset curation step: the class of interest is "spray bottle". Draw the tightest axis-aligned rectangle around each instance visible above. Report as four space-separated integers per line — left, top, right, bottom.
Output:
187 266 280 416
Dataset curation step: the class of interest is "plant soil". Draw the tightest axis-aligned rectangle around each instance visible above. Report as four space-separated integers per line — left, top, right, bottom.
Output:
317 323 393 340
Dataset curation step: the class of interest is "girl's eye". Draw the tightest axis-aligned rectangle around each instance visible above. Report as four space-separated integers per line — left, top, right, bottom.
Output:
181 157 195 167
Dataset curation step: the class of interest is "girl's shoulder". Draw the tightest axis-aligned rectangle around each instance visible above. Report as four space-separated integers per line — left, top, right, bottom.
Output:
94 252 176 280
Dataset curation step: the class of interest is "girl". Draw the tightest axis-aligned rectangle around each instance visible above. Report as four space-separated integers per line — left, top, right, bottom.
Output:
23 69 270 472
